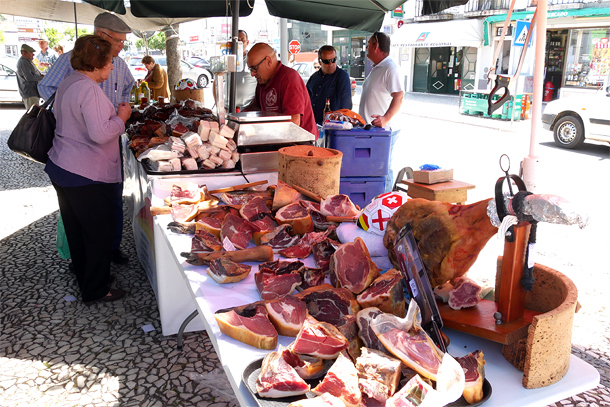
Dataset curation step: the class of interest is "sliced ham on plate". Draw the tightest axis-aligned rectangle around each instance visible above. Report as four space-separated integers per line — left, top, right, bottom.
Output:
312 353 362 407
256 350 310 398
291 315 348 359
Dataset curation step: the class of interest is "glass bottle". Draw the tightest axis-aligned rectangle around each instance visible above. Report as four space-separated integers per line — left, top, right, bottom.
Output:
323 98 331 122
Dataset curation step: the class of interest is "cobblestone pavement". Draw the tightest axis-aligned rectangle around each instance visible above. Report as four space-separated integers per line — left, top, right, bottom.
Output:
0 101 608 406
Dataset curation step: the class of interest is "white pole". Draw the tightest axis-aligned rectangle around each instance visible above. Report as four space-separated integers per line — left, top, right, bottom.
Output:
522 0 547 192
280 18 288 65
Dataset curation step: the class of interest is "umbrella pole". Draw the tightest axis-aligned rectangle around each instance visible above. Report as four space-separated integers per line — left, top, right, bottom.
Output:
522 0 547 192
229 0 239 113
74 3 78 38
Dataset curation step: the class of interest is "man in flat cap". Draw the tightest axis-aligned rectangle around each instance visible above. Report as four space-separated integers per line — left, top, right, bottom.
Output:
16 44 43 110
39 12 135 265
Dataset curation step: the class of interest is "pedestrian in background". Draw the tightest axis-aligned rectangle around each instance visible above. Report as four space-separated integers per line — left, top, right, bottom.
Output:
44 35 131 305
306 45 352 125
142 55 170 101
16 44 43 110
54 45 65 56
39 12 135 265
359 31 404 191
35 37 58 69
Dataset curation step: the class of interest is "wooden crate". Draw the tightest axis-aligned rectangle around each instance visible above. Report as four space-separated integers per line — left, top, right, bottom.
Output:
413 169 453 184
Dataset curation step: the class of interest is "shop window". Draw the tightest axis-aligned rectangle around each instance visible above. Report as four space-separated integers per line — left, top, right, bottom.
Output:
565 27 610 89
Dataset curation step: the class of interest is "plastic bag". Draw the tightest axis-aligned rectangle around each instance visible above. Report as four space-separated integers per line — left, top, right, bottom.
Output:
56 215 71 260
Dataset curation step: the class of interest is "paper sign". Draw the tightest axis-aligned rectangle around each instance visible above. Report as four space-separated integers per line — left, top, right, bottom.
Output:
64 295 77 302
141 324 155 333
223 236 237 251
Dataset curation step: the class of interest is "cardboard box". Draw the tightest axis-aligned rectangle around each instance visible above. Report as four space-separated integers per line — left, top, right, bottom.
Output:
413 169 453 184
172 88 204 104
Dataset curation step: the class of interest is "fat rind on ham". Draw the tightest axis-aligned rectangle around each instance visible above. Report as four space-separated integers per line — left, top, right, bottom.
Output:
291 315 349 359
356 269 406 317
264 295 307 336
455 350 486 404
256 350 310 398
355 347 402 403
207 258 251 284
330 237 381 294
311 353 362 407
214 303 278 350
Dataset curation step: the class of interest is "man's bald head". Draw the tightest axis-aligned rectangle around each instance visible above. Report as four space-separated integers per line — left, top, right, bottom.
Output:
247 43 278 85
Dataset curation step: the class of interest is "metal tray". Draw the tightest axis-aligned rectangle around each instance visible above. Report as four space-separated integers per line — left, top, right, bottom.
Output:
242 357 492 407
226 111 292 123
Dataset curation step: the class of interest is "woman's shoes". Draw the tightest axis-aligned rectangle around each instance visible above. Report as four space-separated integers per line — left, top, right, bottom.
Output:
84 288 126 306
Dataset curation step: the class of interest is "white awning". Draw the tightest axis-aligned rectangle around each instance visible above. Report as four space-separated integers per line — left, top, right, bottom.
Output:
391 19 484 48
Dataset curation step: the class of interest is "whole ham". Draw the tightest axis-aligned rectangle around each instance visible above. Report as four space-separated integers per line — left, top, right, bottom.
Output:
264 295 307 336
448 277 482 310
291 315 349 359
320 194 360 217
311 353 362 407
330 237 381 294
295 284 361 326
256 350 310 398
220 213 260 249
356 347 402 403
384 198 497 286
356 269 406 317
455 350 486 404
206 258 251 284
214 303 278 350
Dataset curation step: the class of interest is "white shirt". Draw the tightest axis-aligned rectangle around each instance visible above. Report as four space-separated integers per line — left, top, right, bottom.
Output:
359 56 403 128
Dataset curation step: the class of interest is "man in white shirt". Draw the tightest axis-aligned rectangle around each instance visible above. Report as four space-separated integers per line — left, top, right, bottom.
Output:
359 31 404 191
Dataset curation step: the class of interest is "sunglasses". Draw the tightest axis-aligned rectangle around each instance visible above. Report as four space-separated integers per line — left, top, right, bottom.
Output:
248 56 267 72
101 31 126 46
320 57 337 64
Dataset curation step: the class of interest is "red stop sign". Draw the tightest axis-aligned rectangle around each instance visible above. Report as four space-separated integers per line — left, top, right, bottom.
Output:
289 40 301 55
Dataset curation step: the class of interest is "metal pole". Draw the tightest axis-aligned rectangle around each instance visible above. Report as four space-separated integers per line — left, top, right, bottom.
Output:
229 0 239 113
74 3 78 38
280 18 288 65
522 0 547 192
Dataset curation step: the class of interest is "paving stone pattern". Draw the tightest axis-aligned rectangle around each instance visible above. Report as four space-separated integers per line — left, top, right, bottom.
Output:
0 112 608 406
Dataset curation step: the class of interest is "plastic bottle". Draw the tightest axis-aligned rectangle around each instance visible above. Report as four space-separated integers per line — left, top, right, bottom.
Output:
323 98 331 122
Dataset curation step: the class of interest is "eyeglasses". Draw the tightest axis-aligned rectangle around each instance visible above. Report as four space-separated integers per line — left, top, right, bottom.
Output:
100 31 126 46
248 56 267 72
320 57 337 64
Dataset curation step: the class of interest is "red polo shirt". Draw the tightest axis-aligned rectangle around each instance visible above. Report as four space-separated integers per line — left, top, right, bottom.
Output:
254 62 318 139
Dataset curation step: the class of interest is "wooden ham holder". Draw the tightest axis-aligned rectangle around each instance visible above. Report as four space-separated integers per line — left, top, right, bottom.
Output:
437 167 541 345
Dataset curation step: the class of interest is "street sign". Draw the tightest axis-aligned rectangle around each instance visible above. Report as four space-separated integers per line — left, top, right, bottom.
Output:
289 40 301 55
514 20 532 47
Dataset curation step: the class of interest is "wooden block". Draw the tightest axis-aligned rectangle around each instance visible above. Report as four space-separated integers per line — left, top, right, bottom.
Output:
400 179 475 204
413 169 453 184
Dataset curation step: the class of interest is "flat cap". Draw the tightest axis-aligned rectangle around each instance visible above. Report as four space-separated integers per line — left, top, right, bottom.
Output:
21 44 35 52
94 12 131 34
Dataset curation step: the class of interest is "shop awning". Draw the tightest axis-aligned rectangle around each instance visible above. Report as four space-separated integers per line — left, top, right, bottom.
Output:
391 19 484 48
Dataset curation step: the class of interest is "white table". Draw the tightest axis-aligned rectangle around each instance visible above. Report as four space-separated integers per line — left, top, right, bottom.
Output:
154 214 600 407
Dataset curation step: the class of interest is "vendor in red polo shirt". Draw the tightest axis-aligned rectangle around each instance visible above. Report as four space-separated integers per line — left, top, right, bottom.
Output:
242 43 318 139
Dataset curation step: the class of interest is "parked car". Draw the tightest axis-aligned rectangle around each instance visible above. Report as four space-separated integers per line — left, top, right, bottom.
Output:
0 57 23 104
128 57 213 88
293 61 357 97
541 88 610 149
187 56 211 69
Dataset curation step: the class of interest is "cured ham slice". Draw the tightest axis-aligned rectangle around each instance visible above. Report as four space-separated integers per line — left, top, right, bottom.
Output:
455 350 486 404
256 350 310 398
299 267 325 290
191 229 223 252
276 202 314 236
214 303 278 350
255 268 302 301
206 258 251 284
301 200 337 231
281 347 327 380
448 277 482 310
312 239 336 274
287 393 345 407
356 269 406 317
384 198 497 286
195 206 240 223
218 190 271 206
355 347 402 403
196 216 222 239
292 315 349 359
280 229 335 259
170 203 198 222
356 307 388 354
272 180 301 211
264 295 307 336
330 237 381 294
252 215 278 245
295 284 361 326
260 224 301 252
239 195 271 221
320 194 360 217
336 314 363 362
220 213 259 250
164 184 206 206
312 353 362 407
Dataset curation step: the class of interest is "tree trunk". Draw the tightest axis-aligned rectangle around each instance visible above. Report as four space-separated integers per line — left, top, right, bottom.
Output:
163 25 182 100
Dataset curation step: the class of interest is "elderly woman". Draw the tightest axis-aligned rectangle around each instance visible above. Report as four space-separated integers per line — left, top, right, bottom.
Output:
45 35 131 305
142 55 170 101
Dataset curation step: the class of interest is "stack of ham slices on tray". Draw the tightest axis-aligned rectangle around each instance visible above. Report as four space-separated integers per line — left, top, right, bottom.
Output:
155 180 490 406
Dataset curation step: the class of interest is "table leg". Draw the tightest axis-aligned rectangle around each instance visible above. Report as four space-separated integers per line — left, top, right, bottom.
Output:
177 309 200 351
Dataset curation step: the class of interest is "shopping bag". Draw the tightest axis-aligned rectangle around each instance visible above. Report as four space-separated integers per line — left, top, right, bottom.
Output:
7 93 56 164
56 215 71 260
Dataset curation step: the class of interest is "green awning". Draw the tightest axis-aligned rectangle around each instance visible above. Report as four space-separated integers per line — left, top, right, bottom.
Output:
484 7 610 46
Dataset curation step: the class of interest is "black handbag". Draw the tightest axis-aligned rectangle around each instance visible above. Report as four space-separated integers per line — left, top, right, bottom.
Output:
7 93 56 164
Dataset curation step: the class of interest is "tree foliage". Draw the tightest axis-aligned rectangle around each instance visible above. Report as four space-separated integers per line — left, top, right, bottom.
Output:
44 28 63 48
64 27 92 42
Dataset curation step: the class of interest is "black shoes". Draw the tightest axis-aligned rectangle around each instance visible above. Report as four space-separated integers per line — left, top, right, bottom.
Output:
111 249 129 264
84 288 126 306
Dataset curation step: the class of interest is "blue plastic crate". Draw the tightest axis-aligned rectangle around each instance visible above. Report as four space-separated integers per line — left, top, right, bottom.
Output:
328 128 391 177
339 176 386 209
